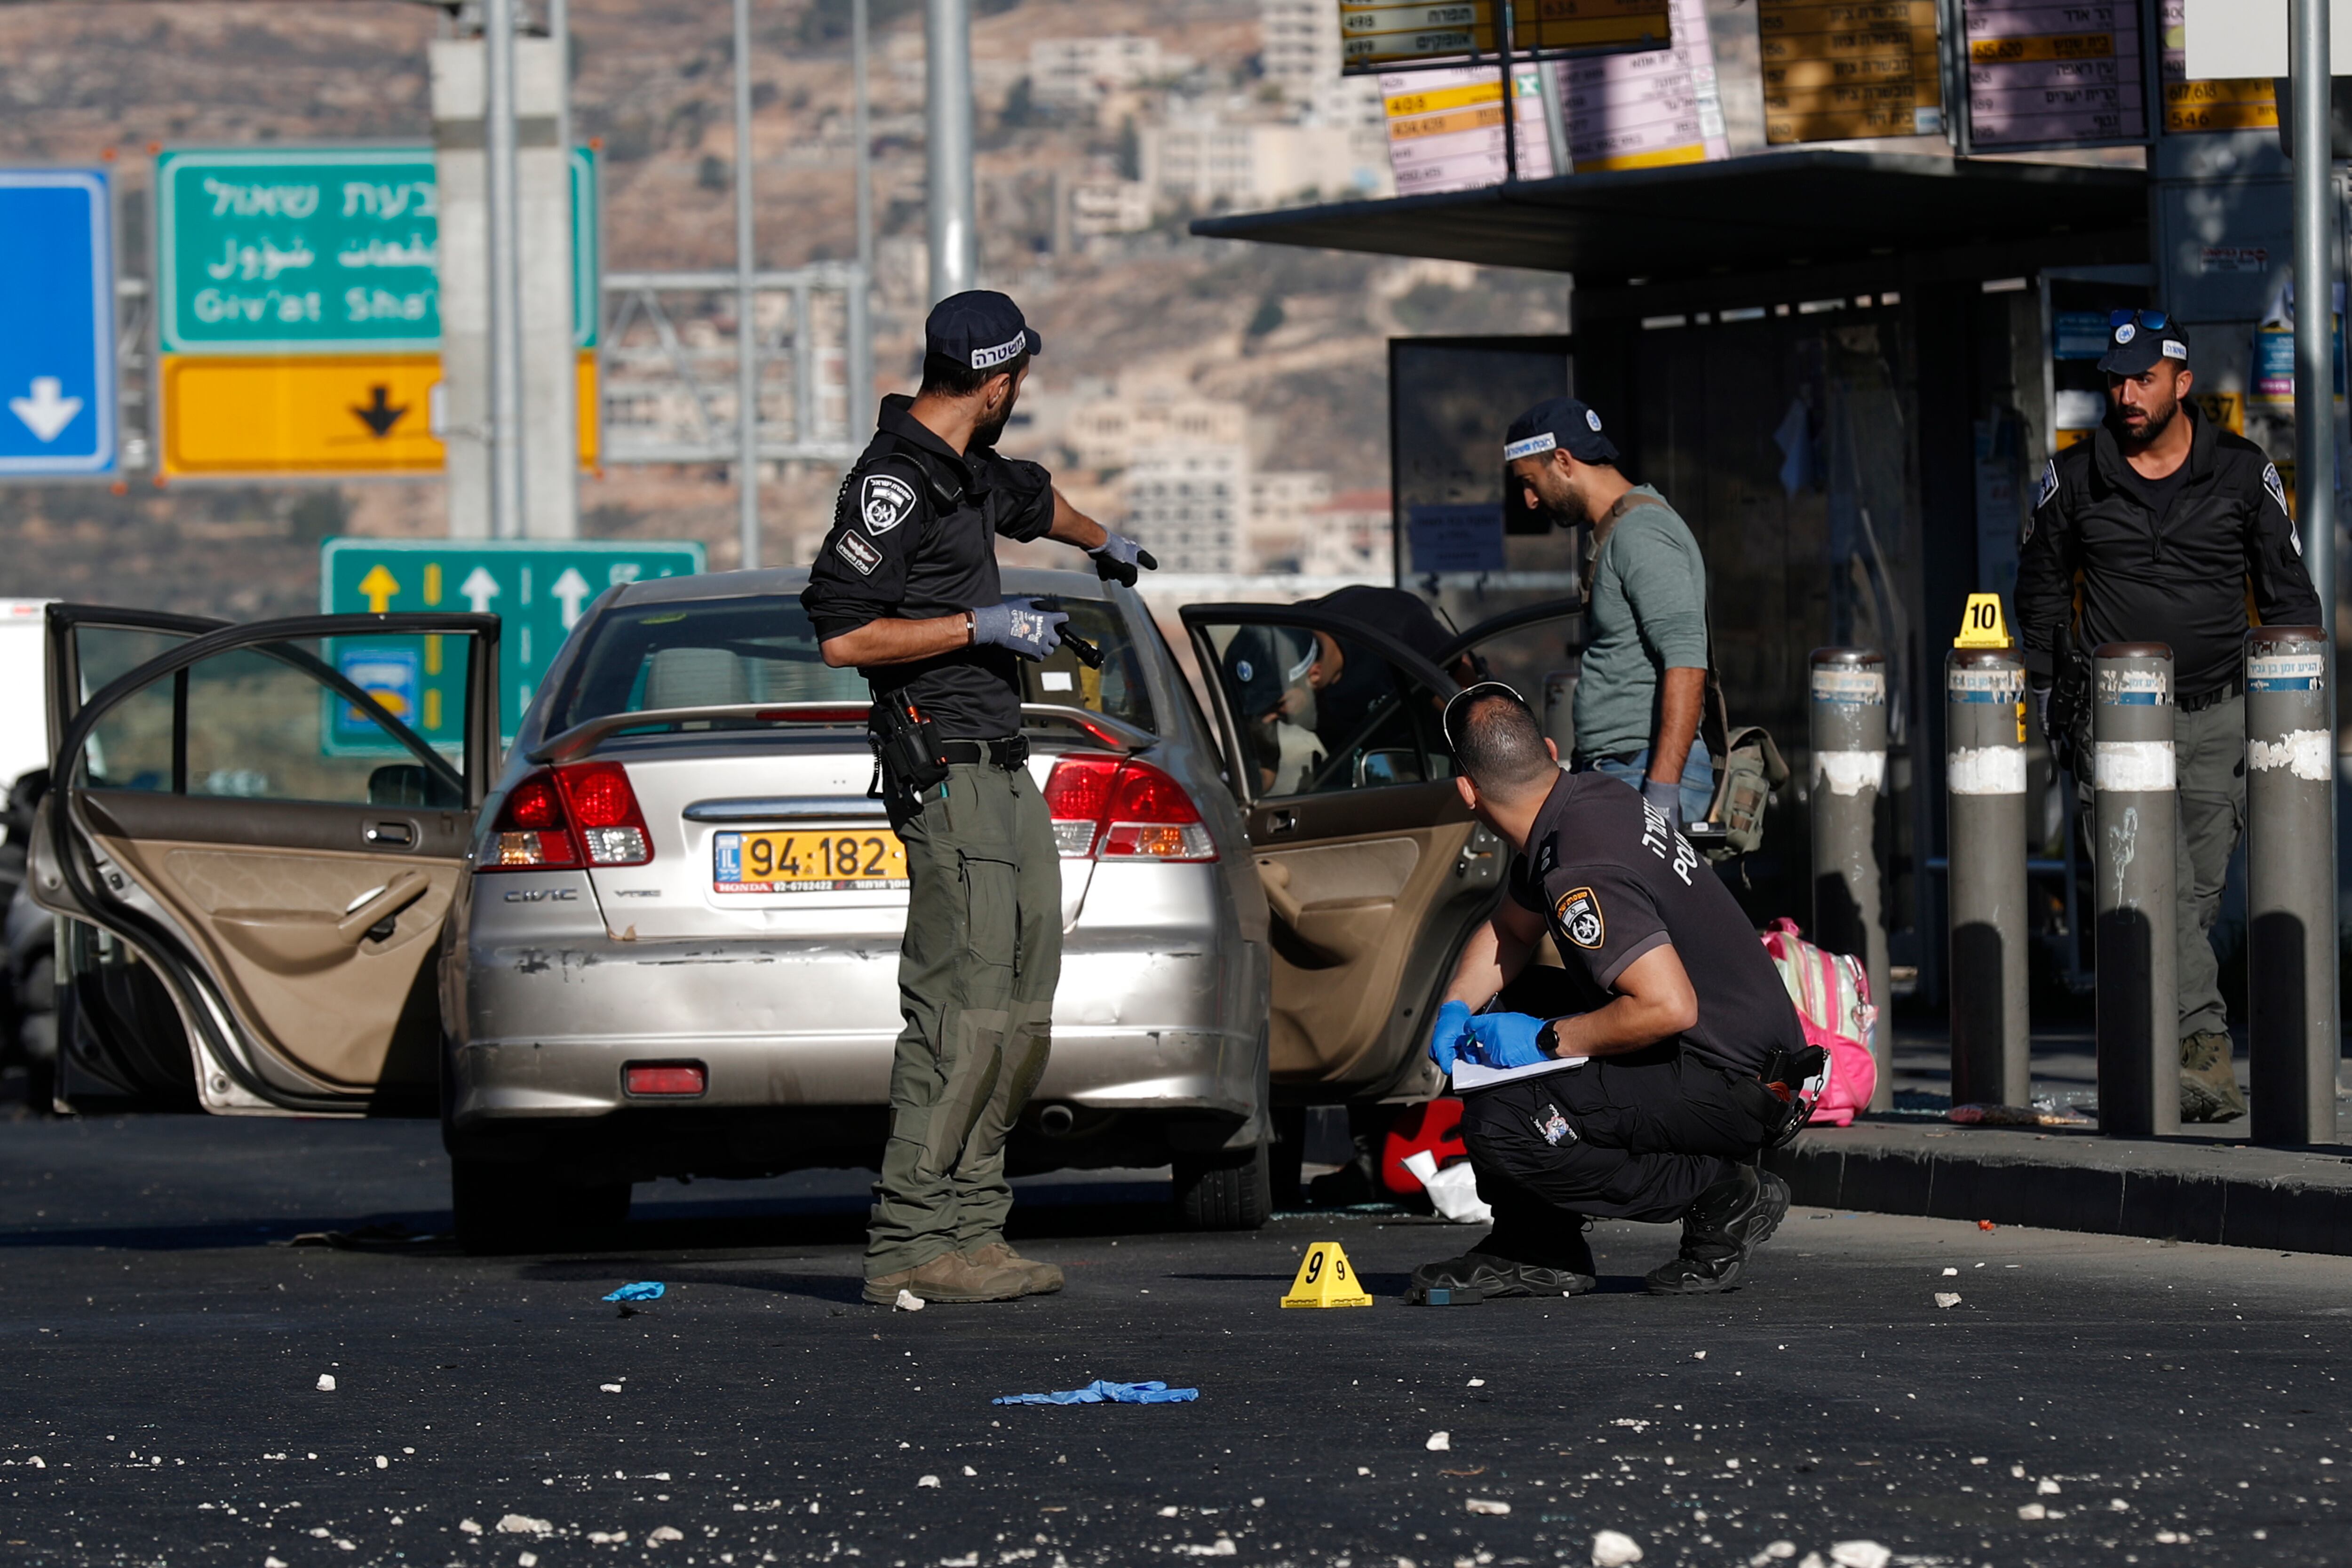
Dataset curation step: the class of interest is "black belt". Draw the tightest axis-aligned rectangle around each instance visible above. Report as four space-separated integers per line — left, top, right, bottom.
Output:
940 735 1029 770
2178 678 2243 714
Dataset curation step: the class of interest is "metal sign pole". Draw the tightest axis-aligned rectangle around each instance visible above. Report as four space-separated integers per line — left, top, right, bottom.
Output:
733 0 762 570
2294 0 2338 634
1497 2 1519 184
485 0 527 538
925 0 977 299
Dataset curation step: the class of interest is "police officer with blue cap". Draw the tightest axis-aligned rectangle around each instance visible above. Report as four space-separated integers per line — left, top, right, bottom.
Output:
803 290 1156 1305
1503 396 1716 831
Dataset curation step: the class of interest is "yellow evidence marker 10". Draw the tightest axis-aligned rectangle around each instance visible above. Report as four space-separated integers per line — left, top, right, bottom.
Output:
1280 1241 1375 1308
1954 592 2011 650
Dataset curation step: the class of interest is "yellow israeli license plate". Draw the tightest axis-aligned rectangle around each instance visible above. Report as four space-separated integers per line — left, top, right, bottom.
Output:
712 828 909 893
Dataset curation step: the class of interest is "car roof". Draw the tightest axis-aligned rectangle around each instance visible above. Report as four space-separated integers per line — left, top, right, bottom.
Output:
609 565 1116 606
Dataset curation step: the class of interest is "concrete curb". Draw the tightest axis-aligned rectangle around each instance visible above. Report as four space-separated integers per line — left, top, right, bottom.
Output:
1764 1121 2352 1255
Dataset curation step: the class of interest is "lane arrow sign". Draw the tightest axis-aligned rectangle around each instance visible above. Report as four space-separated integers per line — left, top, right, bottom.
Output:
357 563 401 614
351 384 408 438
459 566 501 614
9 377 83 443
551 567 592 630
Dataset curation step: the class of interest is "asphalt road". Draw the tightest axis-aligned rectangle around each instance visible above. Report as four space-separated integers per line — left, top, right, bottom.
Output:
0 1114 2346 1568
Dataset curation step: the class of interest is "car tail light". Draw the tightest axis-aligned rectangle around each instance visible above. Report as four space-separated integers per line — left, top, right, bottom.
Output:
1043 753 1121 857
625 1061 707 1097
483 763 654 870
556 760 654 867
1042 753 1216 862
487 770 580 869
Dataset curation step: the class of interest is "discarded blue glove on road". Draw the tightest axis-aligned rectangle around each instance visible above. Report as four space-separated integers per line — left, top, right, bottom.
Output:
991 1380 1199 1406
602 1281 666 1302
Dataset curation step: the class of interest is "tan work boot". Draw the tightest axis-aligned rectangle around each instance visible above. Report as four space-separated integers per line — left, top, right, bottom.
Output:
2178 1030 2248 1123
863 1251 1029 1305
962 1240 1064 1297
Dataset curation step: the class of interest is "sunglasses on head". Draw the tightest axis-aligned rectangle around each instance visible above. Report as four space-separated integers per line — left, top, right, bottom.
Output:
2109 309 2171 332
1441 680 1534 759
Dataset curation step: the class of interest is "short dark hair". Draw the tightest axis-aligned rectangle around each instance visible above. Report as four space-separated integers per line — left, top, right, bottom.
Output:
1452 691 1557 799
918 350 1029 399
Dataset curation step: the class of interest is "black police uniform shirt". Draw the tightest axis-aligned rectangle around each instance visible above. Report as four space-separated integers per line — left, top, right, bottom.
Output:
802 394 1057 739
1505 772 1803 1077
2016 402 2320 700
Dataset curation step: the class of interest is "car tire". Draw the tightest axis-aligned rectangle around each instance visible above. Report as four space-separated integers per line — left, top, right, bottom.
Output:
1172 1140 1272 1231
452 1159 632 1255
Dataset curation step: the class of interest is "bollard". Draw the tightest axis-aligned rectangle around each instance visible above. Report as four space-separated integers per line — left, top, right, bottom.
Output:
1945 647 2030 1107
2091 643 2177 1138
2244 626 2340 1146
1809 647 1891 1110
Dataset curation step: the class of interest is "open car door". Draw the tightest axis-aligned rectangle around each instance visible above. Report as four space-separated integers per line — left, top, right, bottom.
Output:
29 608 500 1115
1179 603 1505 1104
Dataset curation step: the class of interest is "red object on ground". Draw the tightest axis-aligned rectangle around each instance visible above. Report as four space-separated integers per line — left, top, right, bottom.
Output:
1381 1098 1468 1195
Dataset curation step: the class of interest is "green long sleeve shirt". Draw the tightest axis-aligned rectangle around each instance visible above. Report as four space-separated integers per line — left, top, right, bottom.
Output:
1571 485 1710 764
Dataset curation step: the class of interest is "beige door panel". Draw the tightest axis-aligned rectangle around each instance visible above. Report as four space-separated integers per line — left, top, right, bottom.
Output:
94 836 457 1091
1258 821 1474 1086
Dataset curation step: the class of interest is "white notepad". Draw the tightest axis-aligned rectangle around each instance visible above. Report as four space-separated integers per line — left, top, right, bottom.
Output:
1449 1053 1589 1092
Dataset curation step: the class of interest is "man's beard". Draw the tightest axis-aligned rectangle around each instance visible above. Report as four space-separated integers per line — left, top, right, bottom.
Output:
2114 398 2177 448
972 401 1015 450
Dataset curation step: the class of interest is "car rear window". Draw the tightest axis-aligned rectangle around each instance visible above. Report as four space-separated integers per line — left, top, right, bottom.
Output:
552 595 1156 735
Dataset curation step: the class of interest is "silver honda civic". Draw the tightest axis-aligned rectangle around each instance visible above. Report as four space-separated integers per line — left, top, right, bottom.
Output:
437 567 1273 1245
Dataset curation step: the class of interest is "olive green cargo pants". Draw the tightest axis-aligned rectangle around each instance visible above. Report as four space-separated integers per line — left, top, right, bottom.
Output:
864 761 1063 1279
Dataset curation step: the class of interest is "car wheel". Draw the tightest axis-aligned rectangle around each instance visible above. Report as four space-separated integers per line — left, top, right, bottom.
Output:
1172 1140 1272 1231
452 1159 632 1255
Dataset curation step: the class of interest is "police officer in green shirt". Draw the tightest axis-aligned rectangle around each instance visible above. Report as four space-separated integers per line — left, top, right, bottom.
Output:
803 292 1157 1305
1503 398 1714 829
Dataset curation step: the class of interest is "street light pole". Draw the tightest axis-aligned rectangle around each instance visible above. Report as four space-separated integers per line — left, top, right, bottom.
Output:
2294 0 2337 637
485 0 526 537
851 0 874 430
925 0 977 301
733 0 762 569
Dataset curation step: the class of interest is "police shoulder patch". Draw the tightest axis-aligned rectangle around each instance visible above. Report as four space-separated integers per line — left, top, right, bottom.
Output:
2034 458 2059 510
1554 885 1605 950
860 470 918 534
834 530 882 576
2262 462 2302 553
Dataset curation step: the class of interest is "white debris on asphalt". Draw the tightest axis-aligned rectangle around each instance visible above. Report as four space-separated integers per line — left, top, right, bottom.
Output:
264 1558 288 1568
895 1289 925 1311
2011 1463 2027 1478
1941 1266 1958 1276
1692 1352 1707 1361
496 1515 552 1536
517 1554 538 1568
918 1475 941 1488
1158 1507 1180 1517
1828 1542 1891 1568
961 1464 977 1476
1425 1432 1452 1452
1590 1528 1643 1566
1467 1378 1485 1387
1748 1544 1796 1566
315 1375 336 1392
459 1520 484 1535
1933 1293 1963 1308
1173 1541 1238 1556
647 1525 685 1542
2017 1503 2046 1520
373 1456 388 1469
2037 1478 2061 1494
1465 1498 1510 1516
600 1383 624 1394
588 1532 629 1544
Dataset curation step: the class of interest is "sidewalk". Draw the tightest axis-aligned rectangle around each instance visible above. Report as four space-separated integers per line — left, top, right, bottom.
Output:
1765 1024 2352 1255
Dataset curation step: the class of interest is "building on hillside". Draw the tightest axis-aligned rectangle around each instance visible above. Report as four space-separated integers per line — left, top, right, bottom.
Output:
1247 470 1333 572
1029 36 1189 111
1261 0 1338 98
1063 387 1249 474
1300 488 1392 577
1068 178 1154 236
1141 115 1391 212
1124 445 1251 573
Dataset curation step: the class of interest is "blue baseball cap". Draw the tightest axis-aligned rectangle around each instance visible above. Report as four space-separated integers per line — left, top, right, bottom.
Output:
1504 396 1619 465
925 290 1042 373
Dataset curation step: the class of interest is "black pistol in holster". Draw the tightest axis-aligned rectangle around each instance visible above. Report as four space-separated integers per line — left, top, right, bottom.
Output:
2046 621 2091 776
868 689 950 829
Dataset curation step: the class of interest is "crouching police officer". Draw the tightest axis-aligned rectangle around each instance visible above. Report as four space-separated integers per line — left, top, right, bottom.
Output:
803 291 1156 1305
1410 684 1810 1302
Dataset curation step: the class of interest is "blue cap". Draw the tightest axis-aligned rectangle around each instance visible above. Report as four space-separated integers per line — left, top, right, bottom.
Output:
1504 396 1619 465
2097 311 2188 376
925 290 1042 373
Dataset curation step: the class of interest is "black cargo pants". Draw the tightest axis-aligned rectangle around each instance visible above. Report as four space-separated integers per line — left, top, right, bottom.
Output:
1457 1046 1779 1266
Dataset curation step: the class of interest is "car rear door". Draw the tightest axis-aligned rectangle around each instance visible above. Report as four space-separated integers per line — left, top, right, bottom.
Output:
1178 603 1505 1102
29 609 500 1115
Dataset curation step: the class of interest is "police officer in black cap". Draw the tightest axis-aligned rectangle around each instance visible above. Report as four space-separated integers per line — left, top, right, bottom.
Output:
803 290 1156 1305
2017 310 2318 1122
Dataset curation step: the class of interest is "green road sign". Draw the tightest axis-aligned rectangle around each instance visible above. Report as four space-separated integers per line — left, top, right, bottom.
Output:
320 537 704 747
158 146 601 355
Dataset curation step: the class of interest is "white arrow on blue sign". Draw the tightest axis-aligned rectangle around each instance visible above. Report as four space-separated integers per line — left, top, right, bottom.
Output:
0 170 116 477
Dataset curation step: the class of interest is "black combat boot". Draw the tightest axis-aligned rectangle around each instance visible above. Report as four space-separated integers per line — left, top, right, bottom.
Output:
1407 1224 1598 1305
1644 1165 1791 1296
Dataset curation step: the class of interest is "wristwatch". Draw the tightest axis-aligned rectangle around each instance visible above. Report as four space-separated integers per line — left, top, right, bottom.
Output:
1536 1019 1562 1059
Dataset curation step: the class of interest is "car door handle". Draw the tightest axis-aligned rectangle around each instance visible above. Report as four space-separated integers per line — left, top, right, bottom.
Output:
336 871 432 944
1263 809 1297 837
365 820 417 847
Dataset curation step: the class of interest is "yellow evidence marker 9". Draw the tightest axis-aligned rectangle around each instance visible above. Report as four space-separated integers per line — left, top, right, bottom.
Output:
1281 1241 1375 1308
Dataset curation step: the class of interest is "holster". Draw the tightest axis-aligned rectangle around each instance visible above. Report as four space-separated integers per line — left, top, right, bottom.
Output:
868 691 949 826
2047 627 2091 776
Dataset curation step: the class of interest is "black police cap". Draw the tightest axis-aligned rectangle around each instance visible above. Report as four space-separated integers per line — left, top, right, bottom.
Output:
925 290 1043 374
2098 313 2189 376
1504 396 1620 465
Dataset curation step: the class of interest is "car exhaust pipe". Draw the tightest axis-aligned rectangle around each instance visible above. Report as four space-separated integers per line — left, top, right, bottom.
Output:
1036 1103 1076 1138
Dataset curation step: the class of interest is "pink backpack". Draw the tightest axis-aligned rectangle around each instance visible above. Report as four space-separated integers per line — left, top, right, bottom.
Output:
1758 918 1878 1126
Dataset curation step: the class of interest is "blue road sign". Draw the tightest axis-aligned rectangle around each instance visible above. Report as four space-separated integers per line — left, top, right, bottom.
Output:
0 170 116 477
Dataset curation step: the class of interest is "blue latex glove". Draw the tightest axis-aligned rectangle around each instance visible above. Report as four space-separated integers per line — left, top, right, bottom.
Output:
1427 998 1473 1075
1640 774 1682 835
971 597 1070 661
1089 529 1160 587
1464 1011 1549 1069
993 1379 1198 1406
